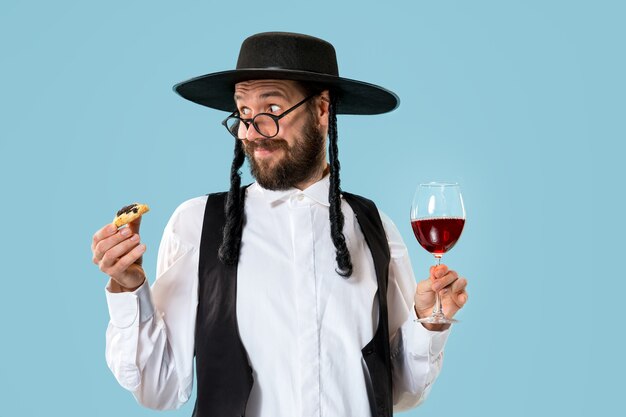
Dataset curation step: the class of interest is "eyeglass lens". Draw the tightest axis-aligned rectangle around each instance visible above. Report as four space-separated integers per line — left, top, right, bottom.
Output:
225 114 279 140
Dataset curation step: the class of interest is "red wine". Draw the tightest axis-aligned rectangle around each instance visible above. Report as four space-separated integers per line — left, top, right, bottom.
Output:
411 217 465 257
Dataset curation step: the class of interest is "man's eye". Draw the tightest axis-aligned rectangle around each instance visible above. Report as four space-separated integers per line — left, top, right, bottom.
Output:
269 104 281 113
240 108 251 116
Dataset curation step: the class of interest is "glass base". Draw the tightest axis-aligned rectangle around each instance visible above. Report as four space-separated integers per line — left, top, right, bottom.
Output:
415 312 458 325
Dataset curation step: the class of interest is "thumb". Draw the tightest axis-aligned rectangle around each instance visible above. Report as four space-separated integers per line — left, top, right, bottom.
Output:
128 216 142 235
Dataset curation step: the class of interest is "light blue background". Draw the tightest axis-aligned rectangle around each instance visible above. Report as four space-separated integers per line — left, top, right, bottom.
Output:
1 0 624 416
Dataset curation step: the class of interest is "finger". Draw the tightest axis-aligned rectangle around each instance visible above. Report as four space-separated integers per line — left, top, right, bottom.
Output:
108 244 147 277
432 270 459 291
92 223 118 252
99 234 141 270
451 289 468 308
442 279 468 307
416 278 434 295
450 277 467 294
456 291 468 307
94 226 135 261
431 263 449 279
93 227 137 264
428 264 448 288
128 216 142 235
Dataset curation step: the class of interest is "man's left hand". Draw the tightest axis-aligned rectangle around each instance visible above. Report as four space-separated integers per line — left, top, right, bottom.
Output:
414 264 468 331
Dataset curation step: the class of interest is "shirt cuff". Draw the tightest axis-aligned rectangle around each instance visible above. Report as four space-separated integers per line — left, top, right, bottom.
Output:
105 279 155 328
404 307 451 358
410 321 450 357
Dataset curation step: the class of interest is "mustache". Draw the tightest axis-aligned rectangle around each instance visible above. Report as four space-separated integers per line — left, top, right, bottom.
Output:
244 139 289 152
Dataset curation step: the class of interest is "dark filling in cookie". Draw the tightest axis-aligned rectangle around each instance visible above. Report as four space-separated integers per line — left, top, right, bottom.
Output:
117 204 139 217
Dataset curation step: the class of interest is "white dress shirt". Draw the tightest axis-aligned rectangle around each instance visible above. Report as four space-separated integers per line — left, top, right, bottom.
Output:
105 174 450 417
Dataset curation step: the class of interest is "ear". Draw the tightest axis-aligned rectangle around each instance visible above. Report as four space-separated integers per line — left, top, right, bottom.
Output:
316 90 331 129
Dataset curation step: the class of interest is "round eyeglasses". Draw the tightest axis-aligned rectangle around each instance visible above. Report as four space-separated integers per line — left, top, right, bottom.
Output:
221 93 317 140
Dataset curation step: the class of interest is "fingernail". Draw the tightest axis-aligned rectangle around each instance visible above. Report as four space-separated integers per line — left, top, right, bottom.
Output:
120 228 130 236
107 224 117 233
131 234 139 241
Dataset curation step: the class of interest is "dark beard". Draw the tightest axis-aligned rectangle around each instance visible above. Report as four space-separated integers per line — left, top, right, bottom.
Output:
243 117 326 190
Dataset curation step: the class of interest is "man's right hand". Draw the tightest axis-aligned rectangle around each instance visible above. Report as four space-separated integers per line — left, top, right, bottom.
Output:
92 219 147 292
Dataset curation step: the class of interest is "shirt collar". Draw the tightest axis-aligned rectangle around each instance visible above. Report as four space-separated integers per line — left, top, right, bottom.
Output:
254 171 331 207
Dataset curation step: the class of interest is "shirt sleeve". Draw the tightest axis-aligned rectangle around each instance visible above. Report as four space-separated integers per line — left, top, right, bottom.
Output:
104 198 203 410
378 210 451 411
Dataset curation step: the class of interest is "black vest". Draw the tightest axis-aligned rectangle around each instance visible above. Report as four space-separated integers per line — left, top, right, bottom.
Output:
193 190 393 417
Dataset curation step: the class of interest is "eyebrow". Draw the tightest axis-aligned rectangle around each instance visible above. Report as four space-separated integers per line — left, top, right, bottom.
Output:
234 90 289 102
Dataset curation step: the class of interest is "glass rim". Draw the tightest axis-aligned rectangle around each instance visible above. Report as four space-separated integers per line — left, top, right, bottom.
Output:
418 181 460 187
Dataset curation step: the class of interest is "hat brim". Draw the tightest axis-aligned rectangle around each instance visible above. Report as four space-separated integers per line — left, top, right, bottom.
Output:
173 69 399 115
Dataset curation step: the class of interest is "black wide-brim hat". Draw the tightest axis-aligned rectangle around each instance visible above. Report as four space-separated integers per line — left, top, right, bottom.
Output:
173 32 399 115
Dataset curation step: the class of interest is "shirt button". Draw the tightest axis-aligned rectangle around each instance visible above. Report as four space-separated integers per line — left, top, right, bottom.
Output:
297 194 304 201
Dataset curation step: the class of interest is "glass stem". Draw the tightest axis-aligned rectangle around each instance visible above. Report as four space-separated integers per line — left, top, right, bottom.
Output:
434 256 443 316
434 292 443 316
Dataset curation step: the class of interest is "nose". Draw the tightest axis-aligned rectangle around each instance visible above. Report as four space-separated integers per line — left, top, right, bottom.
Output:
244 120 266 142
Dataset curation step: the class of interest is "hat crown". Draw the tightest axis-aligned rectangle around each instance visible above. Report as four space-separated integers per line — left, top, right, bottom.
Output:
173 31 399 114
236 32 339 76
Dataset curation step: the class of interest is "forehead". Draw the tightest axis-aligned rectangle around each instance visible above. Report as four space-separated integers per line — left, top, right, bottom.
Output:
234 79 304 102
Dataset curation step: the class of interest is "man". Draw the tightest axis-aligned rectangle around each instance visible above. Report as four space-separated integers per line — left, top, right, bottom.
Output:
91 32 468 417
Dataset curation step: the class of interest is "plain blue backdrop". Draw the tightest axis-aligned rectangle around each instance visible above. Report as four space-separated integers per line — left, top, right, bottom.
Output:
1 0 624 416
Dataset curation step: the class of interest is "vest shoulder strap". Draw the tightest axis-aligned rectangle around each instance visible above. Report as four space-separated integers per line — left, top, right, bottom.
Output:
195 189 253 417
342 192 393 417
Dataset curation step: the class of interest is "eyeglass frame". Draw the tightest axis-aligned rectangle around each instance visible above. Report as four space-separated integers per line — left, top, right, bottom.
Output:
221 93 318 140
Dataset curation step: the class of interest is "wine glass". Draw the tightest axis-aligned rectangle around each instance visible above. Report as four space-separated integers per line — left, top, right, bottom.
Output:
410 182 466 324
